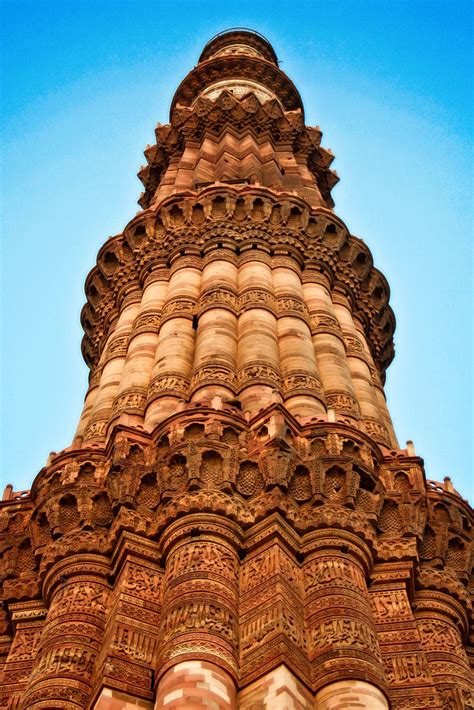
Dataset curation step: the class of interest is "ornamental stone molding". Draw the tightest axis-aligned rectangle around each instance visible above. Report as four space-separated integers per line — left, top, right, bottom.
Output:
1 28 472 710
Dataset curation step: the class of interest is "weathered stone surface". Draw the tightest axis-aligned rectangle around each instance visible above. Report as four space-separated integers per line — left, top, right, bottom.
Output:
1 29 472 710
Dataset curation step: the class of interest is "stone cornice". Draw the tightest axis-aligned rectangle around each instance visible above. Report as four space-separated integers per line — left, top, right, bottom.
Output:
198 30 279 65
81 186 395 378
170 54 303 117
138 91 337 210
426 478 473 518
2 401 472 708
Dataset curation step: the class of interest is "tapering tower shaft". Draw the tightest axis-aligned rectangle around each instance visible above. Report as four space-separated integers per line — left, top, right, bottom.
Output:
3 29 471 710
77 29 397 452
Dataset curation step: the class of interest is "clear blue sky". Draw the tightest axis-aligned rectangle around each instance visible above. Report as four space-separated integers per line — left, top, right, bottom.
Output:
1 0 472 502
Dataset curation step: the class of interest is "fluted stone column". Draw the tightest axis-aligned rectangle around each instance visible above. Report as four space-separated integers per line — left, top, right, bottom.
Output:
155 516 240 709
315 680 389 709
333 294 389 444
75 368 102 442
191 253 238 402
155 662 236 710
76 319 122 442
145 260 200 426
414 589 473 707
22 555 110 709
303 532 387 698
302 273 360 423
110 268 169 430
83 291 141 441
0 601 46 708
238 665 314 709
273 262 325 418
239 540 308 692
354 318 398 447
238 254 281 413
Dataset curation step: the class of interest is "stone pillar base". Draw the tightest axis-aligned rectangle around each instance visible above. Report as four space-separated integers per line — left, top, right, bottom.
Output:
94 688 154 709
155 661 237 709
315 680 389 710
238 665 314 709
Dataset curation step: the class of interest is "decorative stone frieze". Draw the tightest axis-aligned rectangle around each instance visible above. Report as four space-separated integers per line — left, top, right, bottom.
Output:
1 27 471 710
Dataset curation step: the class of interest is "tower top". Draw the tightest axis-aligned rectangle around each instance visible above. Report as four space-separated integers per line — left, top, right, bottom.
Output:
2 33 472 710
198 28 279 65
170 29 302 117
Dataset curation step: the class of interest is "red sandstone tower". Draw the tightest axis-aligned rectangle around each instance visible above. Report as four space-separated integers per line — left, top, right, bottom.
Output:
1 29 473 710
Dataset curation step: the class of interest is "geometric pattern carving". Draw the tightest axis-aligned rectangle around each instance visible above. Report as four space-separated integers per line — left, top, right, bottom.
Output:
1 29 471 710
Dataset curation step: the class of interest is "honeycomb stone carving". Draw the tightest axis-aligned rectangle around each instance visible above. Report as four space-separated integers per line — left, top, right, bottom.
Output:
236 461 264 497
1 28 471 710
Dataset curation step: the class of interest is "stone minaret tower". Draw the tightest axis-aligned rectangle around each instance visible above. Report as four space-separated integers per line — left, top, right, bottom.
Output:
1 29 472 710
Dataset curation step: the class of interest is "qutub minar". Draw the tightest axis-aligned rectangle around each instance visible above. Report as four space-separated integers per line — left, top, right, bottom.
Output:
1 29 472 710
